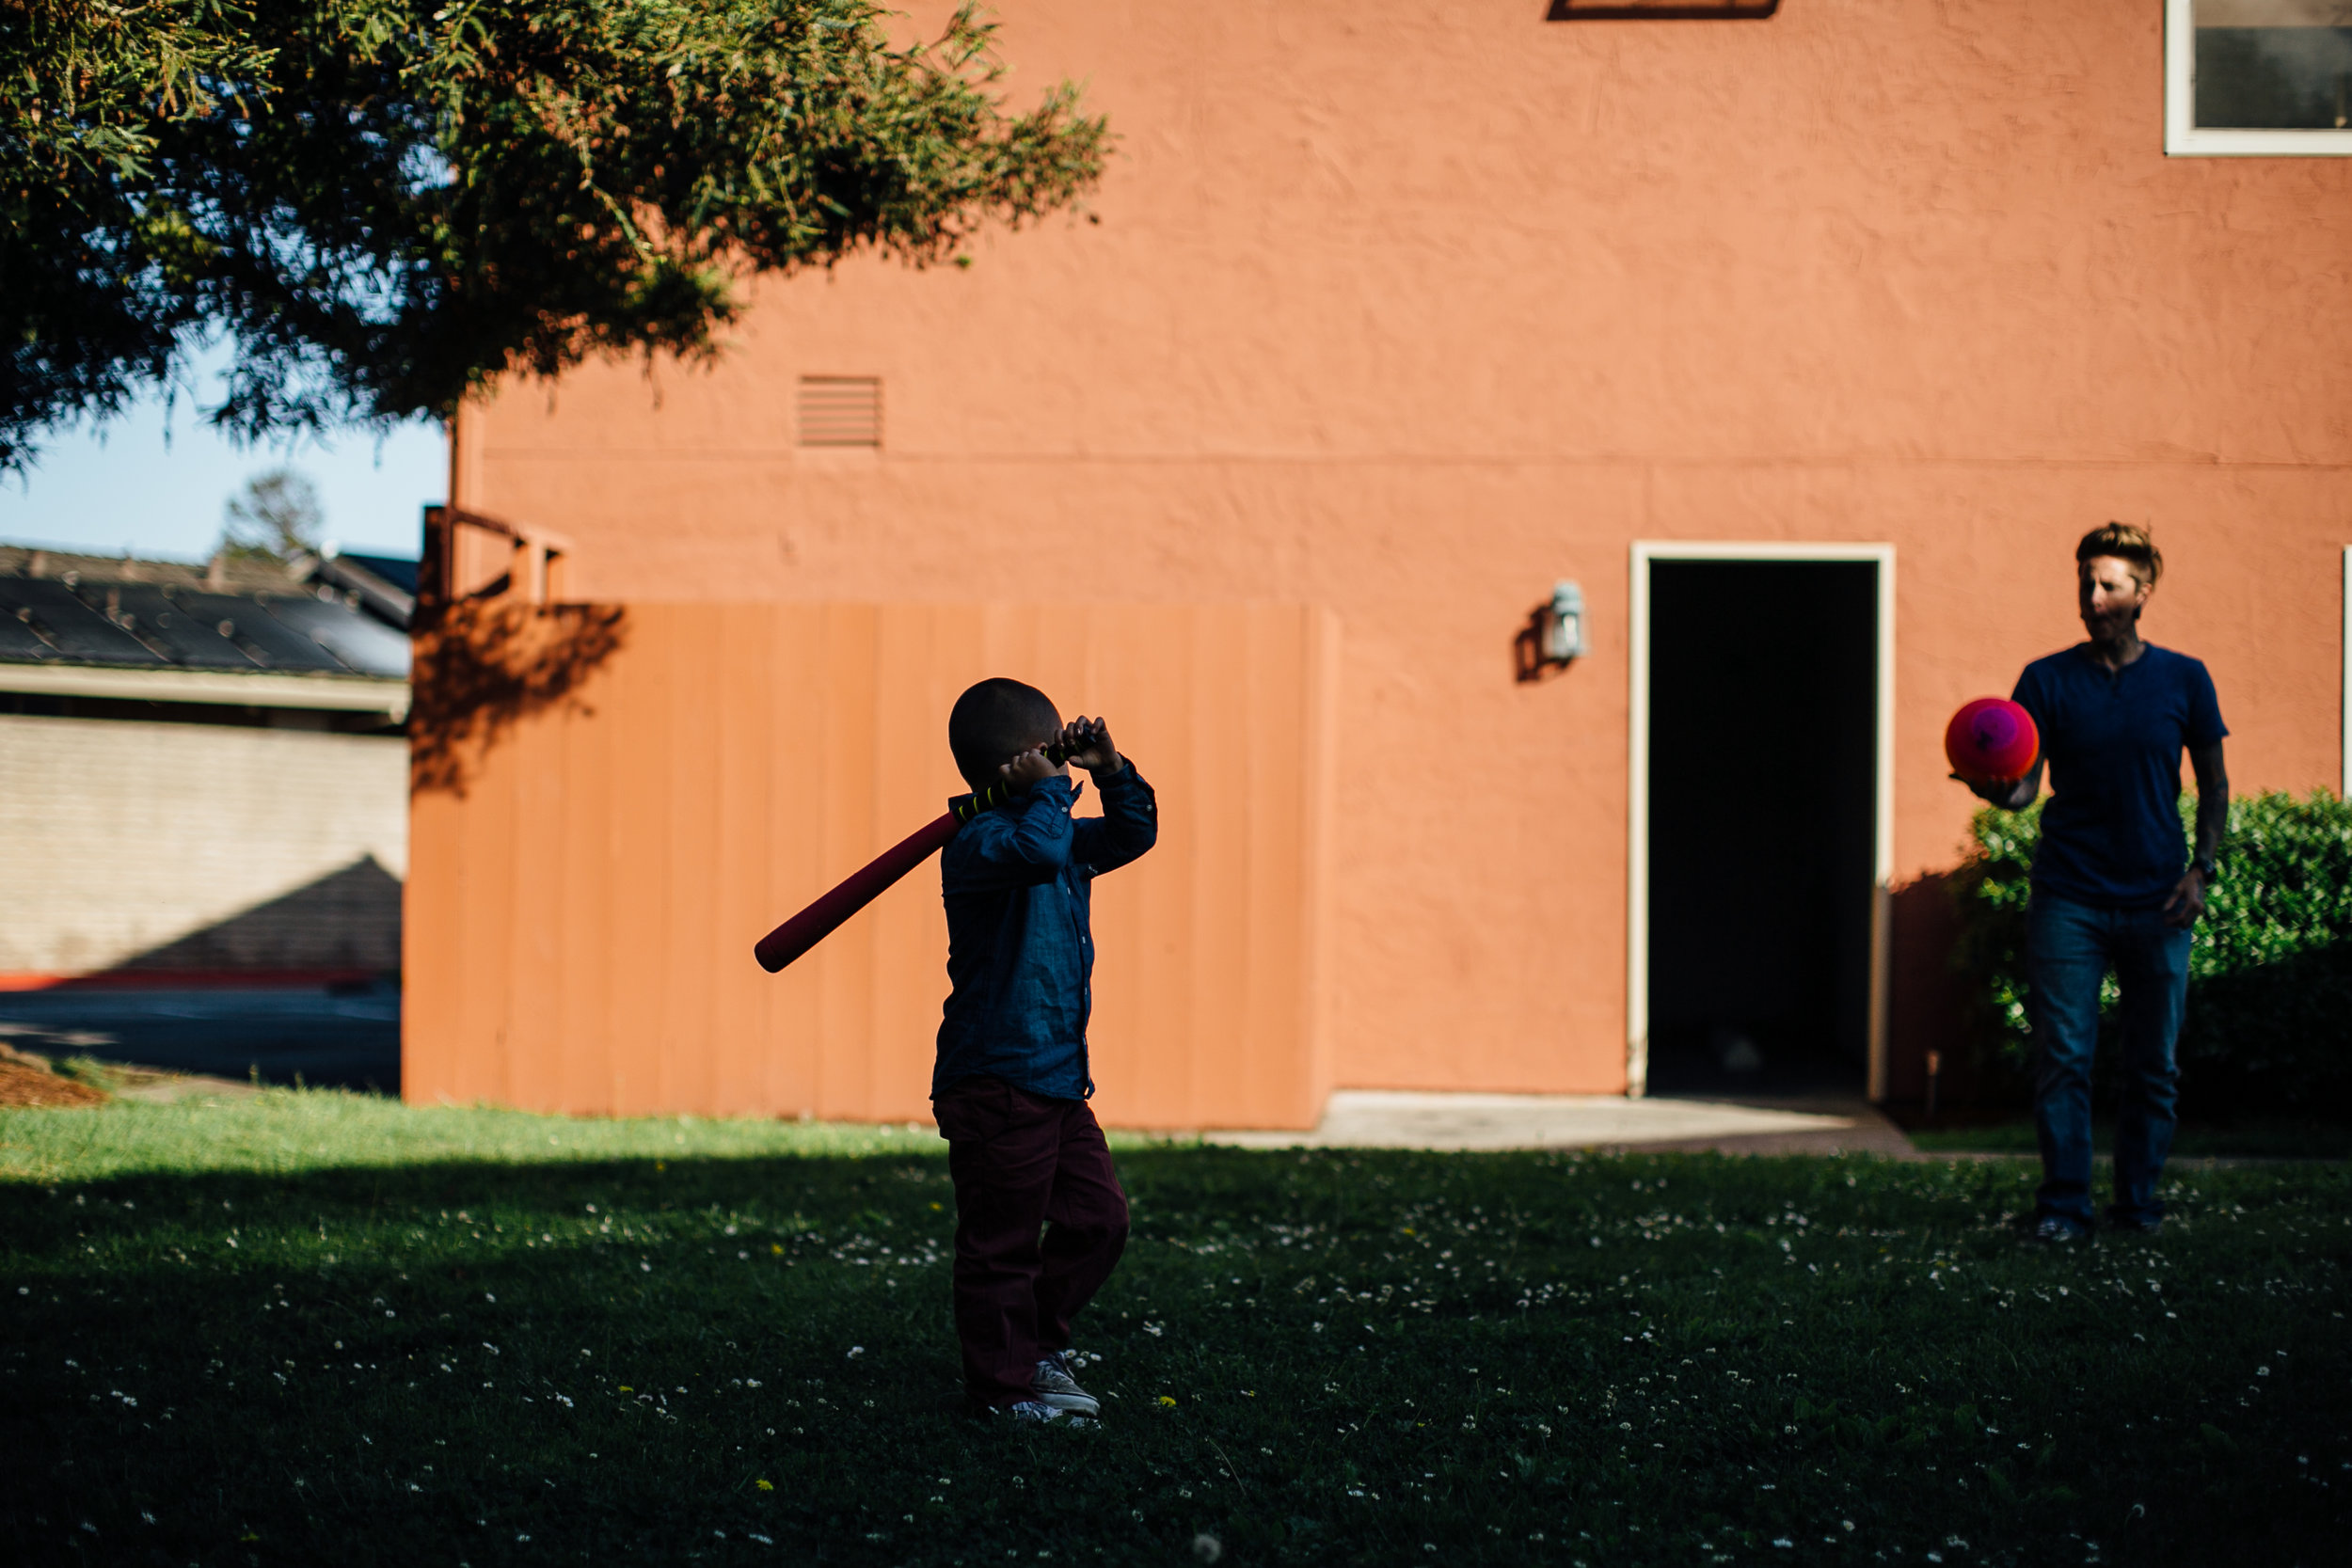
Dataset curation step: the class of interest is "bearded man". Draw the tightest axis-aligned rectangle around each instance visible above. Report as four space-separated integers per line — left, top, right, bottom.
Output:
1960 523 2229 1242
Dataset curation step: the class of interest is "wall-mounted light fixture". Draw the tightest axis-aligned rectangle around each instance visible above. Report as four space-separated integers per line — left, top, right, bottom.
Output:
1544 580 1590 663
1515 580 1590 683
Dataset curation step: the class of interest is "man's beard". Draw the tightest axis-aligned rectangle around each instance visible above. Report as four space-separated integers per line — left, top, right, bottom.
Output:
2086 604 2140 639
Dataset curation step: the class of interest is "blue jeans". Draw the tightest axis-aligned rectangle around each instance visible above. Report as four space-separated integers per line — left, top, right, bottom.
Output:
2025 892 2191 1229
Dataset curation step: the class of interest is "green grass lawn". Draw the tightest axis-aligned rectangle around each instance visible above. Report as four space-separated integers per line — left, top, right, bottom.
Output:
3 1093 2346 1567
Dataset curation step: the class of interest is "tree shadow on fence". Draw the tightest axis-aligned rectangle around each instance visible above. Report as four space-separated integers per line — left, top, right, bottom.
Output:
410 596 628 796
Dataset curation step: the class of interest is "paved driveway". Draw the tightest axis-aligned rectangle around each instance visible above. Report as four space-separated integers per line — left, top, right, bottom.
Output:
0 982 400 1093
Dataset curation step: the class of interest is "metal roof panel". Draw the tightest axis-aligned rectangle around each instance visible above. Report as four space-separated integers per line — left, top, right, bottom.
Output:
99 586 262 671
262 595 411 677
163 590 351 673
0 579 167 666
0 610 59 661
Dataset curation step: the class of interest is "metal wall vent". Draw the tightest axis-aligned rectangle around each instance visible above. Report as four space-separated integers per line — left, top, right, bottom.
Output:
798 375 883 448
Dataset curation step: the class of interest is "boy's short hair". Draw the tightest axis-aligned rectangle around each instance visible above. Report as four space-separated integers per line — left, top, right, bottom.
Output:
2076 521 2162 588
948 678 1060 790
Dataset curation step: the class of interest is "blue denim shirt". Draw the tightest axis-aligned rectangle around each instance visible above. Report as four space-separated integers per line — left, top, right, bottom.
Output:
933 762 1158 1101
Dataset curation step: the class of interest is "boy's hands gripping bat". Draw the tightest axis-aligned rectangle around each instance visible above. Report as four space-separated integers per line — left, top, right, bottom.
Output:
752 721 1113 974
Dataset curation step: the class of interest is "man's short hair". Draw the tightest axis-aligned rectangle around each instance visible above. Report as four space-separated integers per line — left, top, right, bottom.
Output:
948 678 1060 790
2076 521 2162 588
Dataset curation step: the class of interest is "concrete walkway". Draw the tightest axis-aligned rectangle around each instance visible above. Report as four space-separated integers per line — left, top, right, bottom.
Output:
1203 1089 1917 1157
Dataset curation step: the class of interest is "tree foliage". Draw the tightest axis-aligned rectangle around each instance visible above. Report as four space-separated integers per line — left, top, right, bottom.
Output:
218 465 323 560
1 0 1107 469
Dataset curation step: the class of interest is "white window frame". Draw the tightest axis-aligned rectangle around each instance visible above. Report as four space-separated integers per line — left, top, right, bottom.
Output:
1625 542 1897 1102
2167 0 2352 156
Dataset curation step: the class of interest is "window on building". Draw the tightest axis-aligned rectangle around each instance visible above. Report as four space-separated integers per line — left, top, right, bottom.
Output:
2168 0 2352 154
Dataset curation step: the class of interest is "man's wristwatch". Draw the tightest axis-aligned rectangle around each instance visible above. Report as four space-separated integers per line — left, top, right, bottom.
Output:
2192 854 2219 881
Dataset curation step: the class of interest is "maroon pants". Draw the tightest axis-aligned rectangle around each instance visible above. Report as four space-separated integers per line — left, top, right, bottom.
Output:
932 1076 1130 1407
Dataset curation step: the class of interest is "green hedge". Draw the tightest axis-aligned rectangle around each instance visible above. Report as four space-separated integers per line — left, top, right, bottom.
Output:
1950 789 2352 1120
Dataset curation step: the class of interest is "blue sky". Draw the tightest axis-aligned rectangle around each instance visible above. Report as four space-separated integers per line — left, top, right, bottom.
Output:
0 341 444 564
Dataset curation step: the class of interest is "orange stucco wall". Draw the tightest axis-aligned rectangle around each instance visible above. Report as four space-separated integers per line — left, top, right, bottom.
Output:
436 0 2352 1111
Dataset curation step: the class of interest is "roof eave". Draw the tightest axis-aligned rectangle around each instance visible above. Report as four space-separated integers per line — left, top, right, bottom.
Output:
0 662 411 721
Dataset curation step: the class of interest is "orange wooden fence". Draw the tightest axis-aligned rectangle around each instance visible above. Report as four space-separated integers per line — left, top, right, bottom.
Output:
404 602 1340 1130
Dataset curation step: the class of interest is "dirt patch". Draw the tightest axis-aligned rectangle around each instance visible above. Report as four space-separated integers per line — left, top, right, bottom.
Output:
0 1047 109 1108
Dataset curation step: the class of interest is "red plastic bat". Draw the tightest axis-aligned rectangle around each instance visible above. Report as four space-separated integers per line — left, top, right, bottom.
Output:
752 740 1074 974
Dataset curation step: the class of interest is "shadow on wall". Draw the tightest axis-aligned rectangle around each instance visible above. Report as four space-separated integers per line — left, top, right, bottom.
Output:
4 857 406 1089
100 856 405 975
1884 870 1996 1117
410 596 628 796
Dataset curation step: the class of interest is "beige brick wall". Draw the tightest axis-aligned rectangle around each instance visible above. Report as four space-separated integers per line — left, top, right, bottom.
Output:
0 714 407 975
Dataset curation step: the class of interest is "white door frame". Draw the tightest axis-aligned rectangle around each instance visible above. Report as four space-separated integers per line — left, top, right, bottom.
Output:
1626 541 1898 1101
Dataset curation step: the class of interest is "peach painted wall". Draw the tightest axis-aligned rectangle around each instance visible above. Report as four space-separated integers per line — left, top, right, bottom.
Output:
443 0 2352 1105
405 602 1339 1128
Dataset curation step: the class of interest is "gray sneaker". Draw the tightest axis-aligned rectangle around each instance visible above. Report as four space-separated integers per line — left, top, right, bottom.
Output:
2030 1214 2087 1244
999 1400 1068 1424
1032 1351 1102 1417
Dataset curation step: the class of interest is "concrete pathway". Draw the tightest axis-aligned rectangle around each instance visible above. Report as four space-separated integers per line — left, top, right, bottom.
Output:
1203 1089 1917 1157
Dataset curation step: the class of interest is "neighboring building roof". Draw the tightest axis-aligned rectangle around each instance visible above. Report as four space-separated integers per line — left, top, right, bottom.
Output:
0 545 413 680
330 549 419 598
315 547 418 627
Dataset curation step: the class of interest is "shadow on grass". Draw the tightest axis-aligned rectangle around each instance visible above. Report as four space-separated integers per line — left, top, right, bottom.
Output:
1907 1119 2352 1161
4 1148 2349 1567
3 1153 971 1566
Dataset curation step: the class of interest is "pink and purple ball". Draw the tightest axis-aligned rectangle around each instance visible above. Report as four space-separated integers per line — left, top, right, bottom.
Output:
1945 697 2040 784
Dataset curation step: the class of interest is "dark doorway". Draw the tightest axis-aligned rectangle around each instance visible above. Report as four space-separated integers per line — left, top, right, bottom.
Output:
1645 560 1878 1097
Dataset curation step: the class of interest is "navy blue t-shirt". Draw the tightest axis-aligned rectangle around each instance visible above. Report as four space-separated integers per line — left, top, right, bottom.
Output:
2010 644 2227 909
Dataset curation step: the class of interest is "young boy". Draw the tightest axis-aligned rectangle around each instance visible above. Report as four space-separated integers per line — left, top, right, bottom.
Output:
932 677 1158 1423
